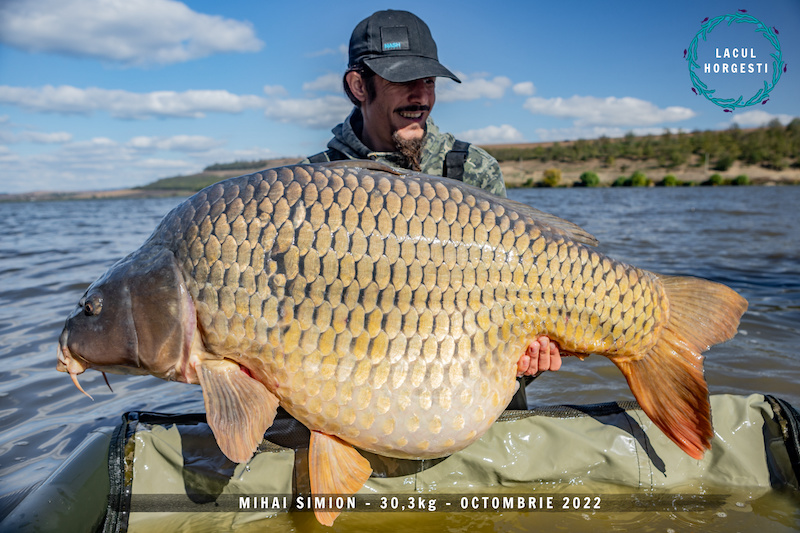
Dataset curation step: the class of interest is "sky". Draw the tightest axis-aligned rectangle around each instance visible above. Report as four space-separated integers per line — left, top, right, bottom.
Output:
0 0 798 194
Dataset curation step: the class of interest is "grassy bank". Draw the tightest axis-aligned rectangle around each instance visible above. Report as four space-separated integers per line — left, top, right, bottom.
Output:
490 120 800 188
499 156 800 188
139 157 301 192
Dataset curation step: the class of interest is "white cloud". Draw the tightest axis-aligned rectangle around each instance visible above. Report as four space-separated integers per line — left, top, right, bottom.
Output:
263 85 289 97
128 135 224 152
307 44 348 58
10 137 130 179
0 83 353 129
458 124 525 145
437 74 513 102
0 130 72 144
0 136 286 193
197 146 280 164
0 146 20 164
23 131 73 143
512 82 535 96
134 158 193 169
0 85 266 119
0 0 263 66
263 95 351 129
523 95 695 127
303 73 342 93
534 126 677 142
0 137 188 192
726 110 796 128
85 137 116 147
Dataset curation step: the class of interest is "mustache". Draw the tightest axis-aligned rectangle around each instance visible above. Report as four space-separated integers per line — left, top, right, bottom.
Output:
395 105 430 113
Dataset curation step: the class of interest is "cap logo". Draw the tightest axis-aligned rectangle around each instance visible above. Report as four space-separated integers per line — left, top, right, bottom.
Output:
381 26 410 52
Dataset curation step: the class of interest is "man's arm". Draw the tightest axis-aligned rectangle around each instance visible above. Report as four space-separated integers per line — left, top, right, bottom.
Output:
462 146 507 198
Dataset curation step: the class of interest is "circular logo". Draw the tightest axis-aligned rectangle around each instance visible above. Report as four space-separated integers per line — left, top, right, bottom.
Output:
686 12 785 112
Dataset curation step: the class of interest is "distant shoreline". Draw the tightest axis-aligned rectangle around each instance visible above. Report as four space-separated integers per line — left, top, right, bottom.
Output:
0 187 193 203
2 159 797 203
499 157 800 188
4 124 799 202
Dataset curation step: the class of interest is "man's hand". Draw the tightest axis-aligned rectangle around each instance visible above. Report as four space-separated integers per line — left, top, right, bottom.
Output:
516 336 562 377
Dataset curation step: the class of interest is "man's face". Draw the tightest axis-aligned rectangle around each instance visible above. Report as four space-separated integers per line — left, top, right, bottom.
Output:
356 74 436 152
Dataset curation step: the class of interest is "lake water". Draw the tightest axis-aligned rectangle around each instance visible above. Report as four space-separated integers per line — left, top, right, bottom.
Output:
1 185 798 529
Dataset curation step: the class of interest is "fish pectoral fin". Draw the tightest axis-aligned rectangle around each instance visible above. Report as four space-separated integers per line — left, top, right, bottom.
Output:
309 430 372 526
197 359 279 463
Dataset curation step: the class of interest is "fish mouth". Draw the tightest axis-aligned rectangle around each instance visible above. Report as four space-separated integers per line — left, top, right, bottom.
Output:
57 328 94 400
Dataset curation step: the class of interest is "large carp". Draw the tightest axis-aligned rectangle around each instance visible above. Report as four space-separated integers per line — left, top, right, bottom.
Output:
58 161 746 525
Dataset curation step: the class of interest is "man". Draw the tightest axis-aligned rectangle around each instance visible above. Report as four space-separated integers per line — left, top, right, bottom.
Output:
304 10 562 408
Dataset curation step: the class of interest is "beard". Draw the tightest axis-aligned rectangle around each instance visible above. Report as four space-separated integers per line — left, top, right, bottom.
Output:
391 130 425 172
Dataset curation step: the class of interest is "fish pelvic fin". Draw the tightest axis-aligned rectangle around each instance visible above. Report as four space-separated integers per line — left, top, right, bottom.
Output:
309 430 372 526
612 275 747 460
197 359 279 463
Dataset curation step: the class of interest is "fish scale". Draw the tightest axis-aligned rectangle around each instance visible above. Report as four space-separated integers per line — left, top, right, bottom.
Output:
160 163 666 458
59 161 747 525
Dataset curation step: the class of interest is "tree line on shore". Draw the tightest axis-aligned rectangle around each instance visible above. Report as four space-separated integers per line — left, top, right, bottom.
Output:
142 121 798 192
485 119 800 173
525 168 755 188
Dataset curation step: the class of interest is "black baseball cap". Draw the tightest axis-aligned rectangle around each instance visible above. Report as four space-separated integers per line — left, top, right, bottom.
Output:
348 10 461 83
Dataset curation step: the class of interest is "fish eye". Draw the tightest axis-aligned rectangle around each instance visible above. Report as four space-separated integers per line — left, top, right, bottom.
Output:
82 294 103 316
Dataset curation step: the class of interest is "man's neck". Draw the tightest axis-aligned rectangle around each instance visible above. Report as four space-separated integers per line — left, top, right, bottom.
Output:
359 119 395 152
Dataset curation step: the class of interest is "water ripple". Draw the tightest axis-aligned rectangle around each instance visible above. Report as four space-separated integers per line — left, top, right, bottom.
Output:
1 188 798 522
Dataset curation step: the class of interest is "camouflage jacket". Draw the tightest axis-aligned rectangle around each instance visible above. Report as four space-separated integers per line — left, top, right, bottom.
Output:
302 108 507 198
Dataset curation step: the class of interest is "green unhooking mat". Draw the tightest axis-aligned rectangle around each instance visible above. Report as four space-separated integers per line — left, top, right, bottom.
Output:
4 394 799 532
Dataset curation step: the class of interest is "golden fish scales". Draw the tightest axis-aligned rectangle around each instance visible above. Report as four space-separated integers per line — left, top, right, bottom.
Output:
166 163 668 459
60 161 746 525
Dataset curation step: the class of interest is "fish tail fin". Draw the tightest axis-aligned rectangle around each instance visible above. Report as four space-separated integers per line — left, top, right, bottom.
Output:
309 431 372 526
612 276 747 460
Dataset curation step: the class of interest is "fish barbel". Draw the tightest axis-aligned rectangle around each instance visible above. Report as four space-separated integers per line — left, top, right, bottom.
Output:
57 161 747 525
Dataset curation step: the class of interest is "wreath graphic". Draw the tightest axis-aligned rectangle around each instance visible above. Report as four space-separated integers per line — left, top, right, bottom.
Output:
687 12 785 112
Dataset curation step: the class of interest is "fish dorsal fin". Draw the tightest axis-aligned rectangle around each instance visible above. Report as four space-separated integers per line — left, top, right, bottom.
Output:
523 203 598 247
418 172 599 248
466 183 600 248
197 359 279 463
490 191 597 246
315 159 404 176
309 430 372 526
315 160 597 246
